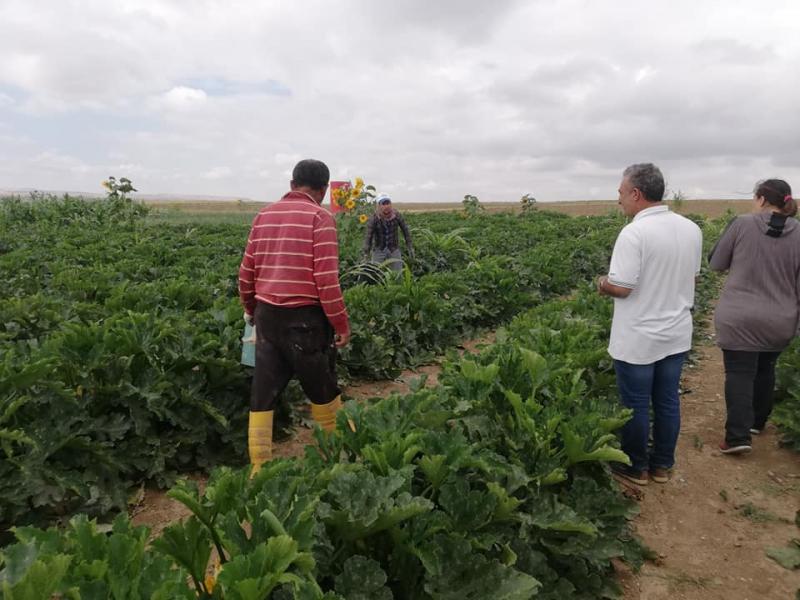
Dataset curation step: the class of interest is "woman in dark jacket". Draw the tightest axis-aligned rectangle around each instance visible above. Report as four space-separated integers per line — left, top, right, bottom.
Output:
709 179 800 454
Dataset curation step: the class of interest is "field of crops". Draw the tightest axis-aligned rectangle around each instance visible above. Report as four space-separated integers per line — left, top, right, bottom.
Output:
774 340 800 452
4 194 795 598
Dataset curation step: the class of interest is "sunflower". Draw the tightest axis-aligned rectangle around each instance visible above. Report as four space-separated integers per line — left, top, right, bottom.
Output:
345 198 356 210
359 214 368 224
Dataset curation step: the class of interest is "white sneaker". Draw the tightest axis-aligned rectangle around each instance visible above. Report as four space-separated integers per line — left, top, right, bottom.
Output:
749 428 761 435
719 441 752 455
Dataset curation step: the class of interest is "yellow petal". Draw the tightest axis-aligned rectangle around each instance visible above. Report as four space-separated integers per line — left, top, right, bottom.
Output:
204 573 216 593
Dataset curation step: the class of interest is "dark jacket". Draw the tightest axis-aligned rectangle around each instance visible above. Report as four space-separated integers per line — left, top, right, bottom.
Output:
363 211 413 255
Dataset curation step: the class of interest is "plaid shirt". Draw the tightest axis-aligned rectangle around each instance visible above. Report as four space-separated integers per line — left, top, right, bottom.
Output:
362 212 413 255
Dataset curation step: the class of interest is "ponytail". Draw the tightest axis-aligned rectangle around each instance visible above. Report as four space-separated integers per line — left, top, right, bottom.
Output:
755 179 796 217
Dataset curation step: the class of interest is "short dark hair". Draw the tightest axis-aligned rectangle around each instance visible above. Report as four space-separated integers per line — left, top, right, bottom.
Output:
623 163 665 202
755 178 796 217
291 159 330 190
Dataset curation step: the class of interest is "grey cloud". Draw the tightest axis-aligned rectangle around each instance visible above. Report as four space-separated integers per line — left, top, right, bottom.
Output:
358 0 527 44
692 39 776 65
179 78 291 97
2 1 800 201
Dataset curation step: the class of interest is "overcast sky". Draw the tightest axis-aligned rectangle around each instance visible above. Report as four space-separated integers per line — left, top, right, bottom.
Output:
1 0 799 203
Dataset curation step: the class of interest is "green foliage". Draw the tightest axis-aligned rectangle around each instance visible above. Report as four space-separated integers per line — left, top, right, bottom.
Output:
334 556 392 600
520 194 538 215
461 194 484 217
102 176 138 201
0 194 723 598
668 189 686 213
0 514 193 599
774 338 800 451
1 287 657 598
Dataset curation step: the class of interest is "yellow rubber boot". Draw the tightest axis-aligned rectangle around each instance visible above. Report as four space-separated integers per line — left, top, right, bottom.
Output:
311 396 342 432
311 395 357 432
248 410 273 477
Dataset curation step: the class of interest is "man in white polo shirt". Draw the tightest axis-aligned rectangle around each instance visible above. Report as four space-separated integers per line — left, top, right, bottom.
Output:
597 163 702 486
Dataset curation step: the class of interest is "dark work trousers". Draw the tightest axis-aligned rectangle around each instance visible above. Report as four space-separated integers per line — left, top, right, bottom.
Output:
251 302 340 411
722 349 781 445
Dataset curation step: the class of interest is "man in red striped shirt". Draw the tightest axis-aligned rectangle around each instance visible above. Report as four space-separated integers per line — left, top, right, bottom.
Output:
239 159 350 474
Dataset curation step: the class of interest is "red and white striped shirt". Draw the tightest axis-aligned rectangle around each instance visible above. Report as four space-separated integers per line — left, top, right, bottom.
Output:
238 191 350 336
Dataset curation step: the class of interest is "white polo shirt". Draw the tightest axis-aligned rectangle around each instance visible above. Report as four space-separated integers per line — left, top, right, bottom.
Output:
607 205 703 365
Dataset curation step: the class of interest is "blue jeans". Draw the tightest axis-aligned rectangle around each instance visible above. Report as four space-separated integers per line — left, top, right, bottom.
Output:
613 352 687 472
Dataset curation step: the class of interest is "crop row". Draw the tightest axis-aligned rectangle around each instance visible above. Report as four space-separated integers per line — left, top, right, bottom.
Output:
0 290 647 600
0 196 622 531
774 340 800 451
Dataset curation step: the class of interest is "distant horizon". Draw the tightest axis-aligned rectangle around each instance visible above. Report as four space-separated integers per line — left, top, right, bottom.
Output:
0 185 753 205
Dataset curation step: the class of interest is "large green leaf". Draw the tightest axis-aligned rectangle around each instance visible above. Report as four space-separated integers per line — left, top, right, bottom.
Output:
319 467 433 541
0 554 70 600
151 516 212 589
333 555 393 600
417 534 540 600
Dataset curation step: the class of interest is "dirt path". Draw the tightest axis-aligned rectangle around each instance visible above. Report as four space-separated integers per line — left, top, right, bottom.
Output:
619 337 800 600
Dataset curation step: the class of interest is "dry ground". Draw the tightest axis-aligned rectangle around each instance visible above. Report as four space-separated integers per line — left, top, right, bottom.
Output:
618 335 800 600
144 198 755 218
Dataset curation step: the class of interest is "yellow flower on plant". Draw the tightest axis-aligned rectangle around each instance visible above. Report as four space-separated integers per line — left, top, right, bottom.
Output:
359 214 368 224
345 198 356 210
204 572 217 594
204 559 221 593
355 177 364 189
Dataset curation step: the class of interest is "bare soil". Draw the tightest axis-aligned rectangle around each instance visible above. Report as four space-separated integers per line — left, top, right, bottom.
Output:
541 199 753 219
618 334 800 600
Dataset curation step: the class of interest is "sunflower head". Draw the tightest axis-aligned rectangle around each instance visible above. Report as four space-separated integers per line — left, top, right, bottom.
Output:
359 214 368 224
345 198 356 210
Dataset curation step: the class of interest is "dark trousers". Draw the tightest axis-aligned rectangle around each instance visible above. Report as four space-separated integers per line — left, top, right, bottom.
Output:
722 349 781 445
251 303 340 411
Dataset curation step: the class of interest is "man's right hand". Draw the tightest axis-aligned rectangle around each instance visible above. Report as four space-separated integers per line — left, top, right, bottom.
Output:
335 331 351 348
596 275 608 296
